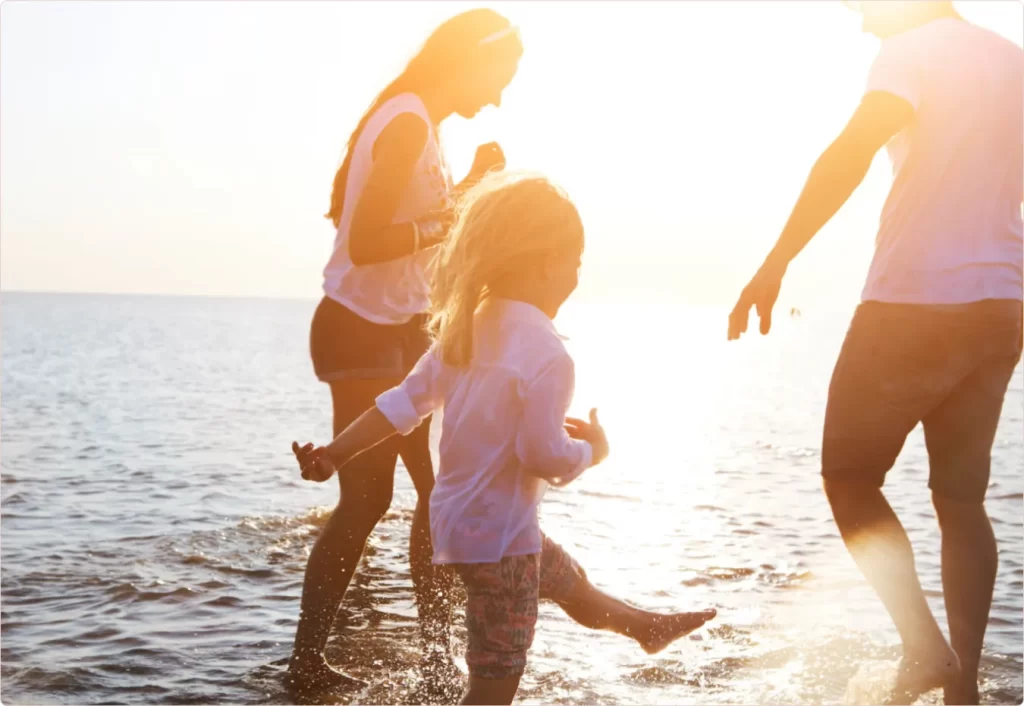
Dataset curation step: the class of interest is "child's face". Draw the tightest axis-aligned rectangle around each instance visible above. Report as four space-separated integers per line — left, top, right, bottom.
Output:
542 246 583 314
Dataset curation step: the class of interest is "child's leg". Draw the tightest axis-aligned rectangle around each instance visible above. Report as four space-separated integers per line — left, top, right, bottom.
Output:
539 535 717 655
556 580 717 655
461 675 522 706
454 555 540 706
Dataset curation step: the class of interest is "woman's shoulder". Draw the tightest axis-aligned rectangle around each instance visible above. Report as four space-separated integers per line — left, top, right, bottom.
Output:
373 112 429 157
370 92 431 129
362 93 433 162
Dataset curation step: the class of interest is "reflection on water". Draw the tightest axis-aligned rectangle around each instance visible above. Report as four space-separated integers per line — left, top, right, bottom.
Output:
2 293 1021 705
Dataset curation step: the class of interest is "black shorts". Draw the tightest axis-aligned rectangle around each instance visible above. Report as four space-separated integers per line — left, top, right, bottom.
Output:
309 296 431 382
822 299 1022 503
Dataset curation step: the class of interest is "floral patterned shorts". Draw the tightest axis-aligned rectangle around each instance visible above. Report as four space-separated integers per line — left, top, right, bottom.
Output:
453 535 587 680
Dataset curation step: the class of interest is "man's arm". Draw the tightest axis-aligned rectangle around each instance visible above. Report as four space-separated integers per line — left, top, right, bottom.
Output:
727 91 915 340
763 91 915 270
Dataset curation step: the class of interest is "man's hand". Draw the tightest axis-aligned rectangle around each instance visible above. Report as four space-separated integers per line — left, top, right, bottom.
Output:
728 258 787 340
564 408 610 465
468 142 506 180
292 441 336 483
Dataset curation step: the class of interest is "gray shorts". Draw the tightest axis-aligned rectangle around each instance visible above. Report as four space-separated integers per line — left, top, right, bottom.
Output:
822 299 1022 503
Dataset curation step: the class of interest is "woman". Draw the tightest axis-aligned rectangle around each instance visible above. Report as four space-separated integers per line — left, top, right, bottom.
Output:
289 8 524 692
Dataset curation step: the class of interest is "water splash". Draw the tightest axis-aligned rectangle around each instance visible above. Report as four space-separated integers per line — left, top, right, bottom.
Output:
843 660 899 706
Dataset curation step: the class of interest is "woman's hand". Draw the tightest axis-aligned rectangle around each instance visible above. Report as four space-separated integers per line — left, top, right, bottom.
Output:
468 141 506 180
292 441 336 483
415 205 458 249
564 408 609 466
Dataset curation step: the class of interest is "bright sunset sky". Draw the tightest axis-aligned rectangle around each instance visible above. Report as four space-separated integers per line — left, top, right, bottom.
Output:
1 1 1020 307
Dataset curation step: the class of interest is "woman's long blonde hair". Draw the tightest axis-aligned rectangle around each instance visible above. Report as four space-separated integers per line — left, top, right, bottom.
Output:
427 172 584 367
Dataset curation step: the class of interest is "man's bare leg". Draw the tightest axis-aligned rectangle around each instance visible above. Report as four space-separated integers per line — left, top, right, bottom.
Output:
825 479 959 704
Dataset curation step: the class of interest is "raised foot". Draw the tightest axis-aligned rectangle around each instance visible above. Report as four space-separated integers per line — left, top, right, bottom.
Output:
637 608 718 655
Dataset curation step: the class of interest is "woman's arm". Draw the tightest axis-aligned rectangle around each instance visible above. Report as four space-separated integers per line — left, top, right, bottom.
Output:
347 113 449 265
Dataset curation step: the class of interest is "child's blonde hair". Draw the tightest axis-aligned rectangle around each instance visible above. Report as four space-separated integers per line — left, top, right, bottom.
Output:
427 172 584 367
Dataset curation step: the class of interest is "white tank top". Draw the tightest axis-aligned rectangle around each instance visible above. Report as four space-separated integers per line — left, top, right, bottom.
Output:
322 93 453 325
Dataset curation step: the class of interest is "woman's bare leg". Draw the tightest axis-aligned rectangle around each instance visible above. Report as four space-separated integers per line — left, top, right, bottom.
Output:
287 378 400 690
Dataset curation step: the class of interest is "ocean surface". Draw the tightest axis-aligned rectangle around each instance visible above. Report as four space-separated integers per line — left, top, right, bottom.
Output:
2 292 1021 705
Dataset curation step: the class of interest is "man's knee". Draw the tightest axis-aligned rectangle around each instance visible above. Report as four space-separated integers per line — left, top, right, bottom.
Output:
822 477 896 541
823 476 878 509
932 492 992 536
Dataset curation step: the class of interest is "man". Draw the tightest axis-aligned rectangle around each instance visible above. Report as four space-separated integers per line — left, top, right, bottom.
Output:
728 2 1022 704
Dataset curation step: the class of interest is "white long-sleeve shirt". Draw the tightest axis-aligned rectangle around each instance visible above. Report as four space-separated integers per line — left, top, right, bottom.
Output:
375 298 593 565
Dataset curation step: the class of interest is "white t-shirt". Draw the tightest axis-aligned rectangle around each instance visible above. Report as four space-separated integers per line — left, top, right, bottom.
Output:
861 18 1024 304
375 299 593 565
322 93 454 325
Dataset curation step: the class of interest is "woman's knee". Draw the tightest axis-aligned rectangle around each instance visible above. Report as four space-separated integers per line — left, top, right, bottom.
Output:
338 480 394 530
336 459 397 530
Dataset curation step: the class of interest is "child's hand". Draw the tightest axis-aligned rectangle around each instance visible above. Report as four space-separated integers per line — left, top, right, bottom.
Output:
292 441 336 483
564 408 609 466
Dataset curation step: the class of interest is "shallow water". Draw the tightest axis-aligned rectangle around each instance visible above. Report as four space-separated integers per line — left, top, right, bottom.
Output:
2 293 1021 705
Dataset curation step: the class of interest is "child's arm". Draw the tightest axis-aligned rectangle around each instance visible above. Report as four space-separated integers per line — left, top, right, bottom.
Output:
327 406 400 467
293 406 402 483
517 353 609 487
293 349 446 482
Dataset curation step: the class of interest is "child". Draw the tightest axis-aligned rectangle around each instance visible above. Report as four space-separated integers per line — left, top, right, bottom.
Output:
292 173 716 705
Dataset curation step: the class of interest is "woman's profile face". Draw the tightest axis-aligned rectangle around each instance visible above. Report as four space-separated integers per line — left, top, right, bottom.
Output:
453 56 521 119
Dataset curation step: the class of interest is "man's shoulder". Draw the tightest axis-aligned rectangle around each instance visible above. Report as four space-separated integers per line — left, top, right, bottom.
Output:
878 19 1023 90
888 18 1008 50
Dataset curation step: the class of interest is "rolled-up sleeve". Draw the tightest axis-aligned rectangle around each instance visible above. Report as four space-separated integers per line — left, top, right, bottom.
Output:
376 348 445 436
516 353 592 487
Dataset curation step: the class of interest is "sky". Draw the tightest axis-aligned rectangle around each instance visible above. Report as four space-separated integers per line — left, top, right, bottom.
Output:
1 0 1021 308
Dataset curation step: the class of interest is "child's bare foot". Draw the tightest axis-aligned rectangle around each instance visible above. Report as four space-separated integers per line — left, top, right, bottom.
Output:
884 647 960 705
285 656 367 693
634 608 717 655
